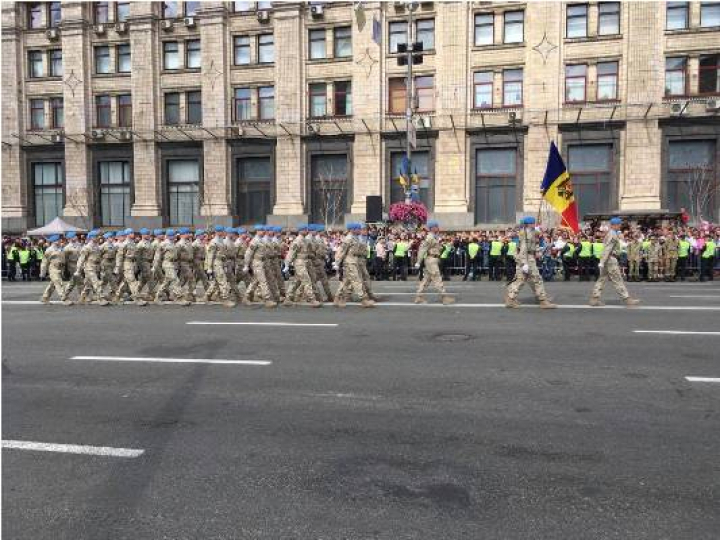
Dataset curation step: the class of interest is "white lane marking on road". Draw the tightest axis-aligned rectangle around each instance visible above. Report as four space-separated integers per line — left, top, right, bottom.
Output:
374 302 720 311
2 300 55 305
668 295 720 299
685 377 720 383
2 440 144 458
70 355 271 365
187 321 338 327
633 330 720 336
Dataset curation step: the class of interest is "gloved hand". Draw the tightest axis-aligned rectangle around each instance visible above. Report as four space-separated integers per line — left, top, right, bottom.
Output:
73 272 81 279
598 263 604 270
332 263 339 271
414 263 420 270
522 264 529 274
242 265 249 273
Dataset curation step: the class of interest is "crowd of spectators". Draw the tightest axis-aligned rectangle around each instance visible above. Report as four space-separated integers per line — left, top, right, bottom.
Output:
2 237 48 281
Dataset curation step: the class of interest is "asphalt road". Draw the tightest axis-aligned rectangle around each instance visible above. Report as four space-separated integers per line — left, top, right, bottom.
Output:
2 279 720 539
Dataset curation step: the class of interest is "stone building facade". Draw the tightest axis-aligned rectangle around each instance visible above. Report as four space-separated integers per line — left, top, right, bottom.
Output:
2 1 720 233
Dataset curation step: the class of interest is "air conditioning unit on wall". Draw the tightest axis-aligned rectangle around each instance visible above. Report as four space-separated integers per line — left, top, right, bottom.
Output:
161 19 174 31
257 10 270 23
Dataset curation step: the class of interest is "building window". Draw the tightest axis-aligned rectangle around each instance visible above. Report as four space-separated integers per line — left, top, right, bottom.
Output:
416 19 435 50
475 148 517 224
334 81 352 116
116 1 130 22
258 34 274 64
666 140 717 216
50 97 64 128
258 86 274 119
185 1 200 16
164 92 180 125
389 78 406 114
597 61 619 100
391 151 431 207
95 95 112 127
234 1 251 12
309 83 327 117
186 91 202 124
415 75 435 112
49 49 63 77
118 94 132 127
163 1 179 19
28 3 43 29
234 36 250 65
186 40 201 69
665 57 687 97
30 99 45 130
33 162 64 227
473 71 493 109
598 2 620 35
565 64 587 103
163 42 180 70
49 2 61 27
699 54 720 95
99 161 131 227
117 44 131 73
701 1 720 27
258 1 273 9
167 159 200 226
234 88 252 121
28 51 43 78
95 46 111 74
309 29 327 60
666 2 689 30
334 26 352 58
389 21 407 53
237 157 272 224
503 11 524 44
94 2 110 24
567 4 588 38
474 13 494 46
311 154 348 225
568 144 613 217
503 68 523 107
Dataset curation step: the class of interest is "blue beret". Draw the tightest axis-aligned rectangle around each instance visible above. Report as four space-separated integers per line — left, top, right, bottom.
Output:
48 234 60 242
153 229 164 236
65 232 76 239
427 220 439 228
358 222 367 229
274 226 282 233
165 229 176 237
195 229 205 236
226 227 237 234
115 229 126 236
124 228 134 235
178 227 190 235
213 225 224 233
103 232 114 239
521 216 536 225
297 224 308 231
346 222 358 231
139 228 150 235
609 217 622 225
87 231 98 238
237 227 247 234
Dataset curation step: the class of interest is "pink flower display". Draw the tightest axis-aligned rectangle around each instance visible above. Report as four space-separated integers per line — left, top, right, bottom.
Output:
388 202 428 228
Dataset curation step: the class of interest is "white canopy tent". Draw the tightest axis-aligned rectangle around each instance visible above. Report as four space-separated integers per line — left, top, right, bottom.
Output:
25 217 86 237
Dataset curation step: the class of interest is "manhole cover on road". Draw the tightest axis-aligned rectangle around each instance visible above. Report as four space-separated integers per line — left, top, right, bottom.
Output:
433 333 473 342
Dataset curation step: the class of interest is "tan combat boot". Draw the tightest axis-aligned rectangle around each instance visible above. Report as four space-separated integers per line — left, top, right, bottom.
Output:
135 298 148 307
505 295 520 308
41 297 50 304
310 300 323 308
223 299 237 308
539 299 557 309
625 298 641 307
264 301 278 308
589 298 604 307
283 299 294 307
334 297 346 308
361 298 375 308
441 295 456 305
414 295 427 304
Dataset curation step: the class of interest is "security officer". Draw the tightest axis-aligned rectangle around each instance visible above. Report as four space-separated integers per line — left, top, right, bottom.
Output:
592 234 605 280
39 235 69 304
152 229 191 306
414 220 455 305
663 230 680 282
505 233 517 282
464 236 480 281
700 233 716 282
677 234 691 281
505 217 556 309
589 217 641 307
488 234 504 281
577 235 593 281
76 230 110 305
561 237 577 281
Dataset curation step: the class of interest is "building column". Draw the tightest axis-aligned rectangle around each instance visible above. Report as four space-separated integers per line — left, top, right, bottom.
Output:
620 2 663 210
199 3 232 225
271 5 306 225
349 2 382 220
128 2 162 227
60 2 93 229
1 4 28 232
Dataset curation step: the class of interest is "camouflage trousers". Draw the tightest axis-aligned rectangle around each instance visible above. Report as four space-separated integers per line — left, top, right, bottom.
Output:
154 262 185 301
287 259 316 303
664 256 678 278
592 257 629 300
647 261 661 280
205 260 231 300
313 260 333 301
101 263 118 297
628 259 641 280
42 268 66 301
336 259 368 301
63 268 83 299
138 262 157 297
270 258 285 299
80 266 106 301
507 260 549 301
247 260 274 302
116 261 142 300
176 263 195 299
416 257 446 295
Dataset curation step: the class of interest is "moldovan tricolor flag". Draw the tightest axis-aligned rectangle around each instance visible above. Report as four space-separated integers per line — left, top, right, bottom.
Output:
540 142 580 233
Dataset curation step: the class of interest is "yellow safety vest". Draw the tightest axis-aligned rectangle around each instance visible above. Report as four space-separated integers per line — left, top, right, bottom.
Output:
490 241 503 256
592 242 604 258
564 244 575 259
702 241 716 258
679 240 690 258
394 242 409 257
579 241 592 257
507 242 517 257
468 242 479 258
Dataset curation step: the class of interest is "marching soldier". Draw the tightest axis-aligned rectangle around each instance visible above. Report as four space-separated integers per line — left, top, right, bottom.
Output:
589 217 641 307
224 227 243 303
234 228 251 297
414 220 455 305
356 223 378 301
136 228 158 300
310 225 333 302
505 217 556 309
39 234 70 304
99 231 118 298
175 228 197 301
283 225 322 307
152 229 191 306
204 226 235 307
334 223 374 308
114 229 147 306
77 230 110 305
192 229 209 299
244 225 276 308
269 226 286 302
62 231 83 301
